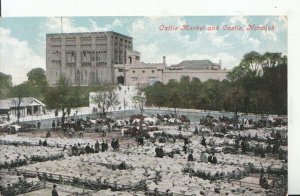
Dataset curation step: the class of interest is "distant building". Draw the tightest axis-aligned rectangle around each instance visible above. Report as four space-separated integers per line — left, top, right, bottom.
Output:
46 31 133 86
46 31 227 86
163 60 228 83
170 60 221 70
114 52 165 87
114 53 228 86
0 97 45 117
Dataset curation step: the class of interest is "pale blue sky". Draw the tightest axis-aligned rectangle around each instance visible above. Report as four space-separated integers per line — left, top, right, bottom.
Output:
0 16 287 84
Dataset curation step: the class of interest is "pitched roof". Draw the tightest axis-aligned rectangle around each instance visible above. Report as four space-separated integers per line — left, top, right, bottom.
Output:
0 97 45 109
171 60 220 70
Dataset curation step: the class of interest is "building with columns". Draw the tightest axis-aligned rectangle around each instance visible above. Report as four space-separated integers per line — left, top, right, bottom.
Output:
46 31 133 86
0 97 46 117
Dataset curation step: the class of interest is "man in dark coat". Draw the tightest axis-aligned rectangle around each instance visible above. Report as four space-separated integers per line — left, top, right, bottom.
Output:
85 143 91 154
37 120 41 129
201 136 206 146
159 147 164 158
212 154 217 164
115 139 120 150
104 140 108 151
52 184 59 196
208 154 213 163
188 153 194 162
95 141 100 152
184 137 189 146
101 141 106 152
52 120 56 130
155 146 160 157
183 145 188 154
111 139 116 150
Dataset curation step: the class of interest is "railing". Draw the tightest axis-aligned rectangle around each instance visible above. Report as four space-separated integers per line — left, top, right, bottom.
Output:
14 169 147 192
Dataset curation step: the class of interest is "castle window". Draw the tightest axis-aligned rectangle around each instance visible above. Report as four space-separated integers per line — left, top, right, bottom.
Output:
131 77 137 81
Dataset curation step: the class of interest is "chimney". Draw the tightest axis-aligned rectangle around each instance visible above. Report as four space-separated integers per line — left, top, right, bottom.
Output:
163 56 166 65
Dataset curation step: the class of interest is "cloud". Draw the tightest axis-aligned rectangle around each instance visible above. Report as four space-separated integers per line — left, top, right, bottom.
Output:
37 17 90 57
88 18 125 32
112 18 124 27
206 30 232 47
43 17 89 33
128 17 237 68
225 16 263 48
259 18 278 42
229 16 248 27
248 37 261 48
0 27 45 85
89 19 102 31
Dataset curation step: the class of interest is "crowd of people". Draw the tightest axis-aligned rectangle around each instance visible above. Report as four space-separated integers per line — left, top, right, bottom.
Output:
62 138 122 156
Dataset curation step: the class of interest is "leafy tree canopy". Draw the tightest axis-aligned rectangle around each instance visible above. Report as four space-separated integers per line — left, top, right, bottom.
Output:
27 68 47 86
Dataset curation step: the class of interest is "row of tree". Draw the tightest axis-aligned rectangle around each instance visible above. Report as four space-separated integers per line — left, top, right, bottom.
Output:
0 68 114 122
0 50 287 122
144 51 287 115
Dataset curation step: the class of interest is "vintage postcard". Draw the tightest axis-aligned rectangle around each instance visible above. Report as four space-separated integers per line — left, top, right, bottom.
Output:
0 0 296 194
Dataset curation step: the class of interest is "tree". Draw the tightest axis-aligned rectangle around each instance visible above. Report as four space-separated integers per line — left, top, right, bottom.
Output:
201 80 224 111
262 52 283 69
142 51 287 115
10 83 32 122
222 86 246 113
44 77 77 125
240 51 264 77
227 51 287 114
91 86 119 117
227 65 249 82
179 76 192 108
169 89 180 115
25 68 48 101
260 57 287 114
27 68 47 87
189 77 202 108
132 88 146 115
144 81 166 108
0 72 12 99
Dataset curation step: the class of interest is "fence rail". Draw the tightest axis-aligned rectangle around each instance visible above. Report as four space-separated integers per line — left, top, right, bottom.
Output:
14 169 147 192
